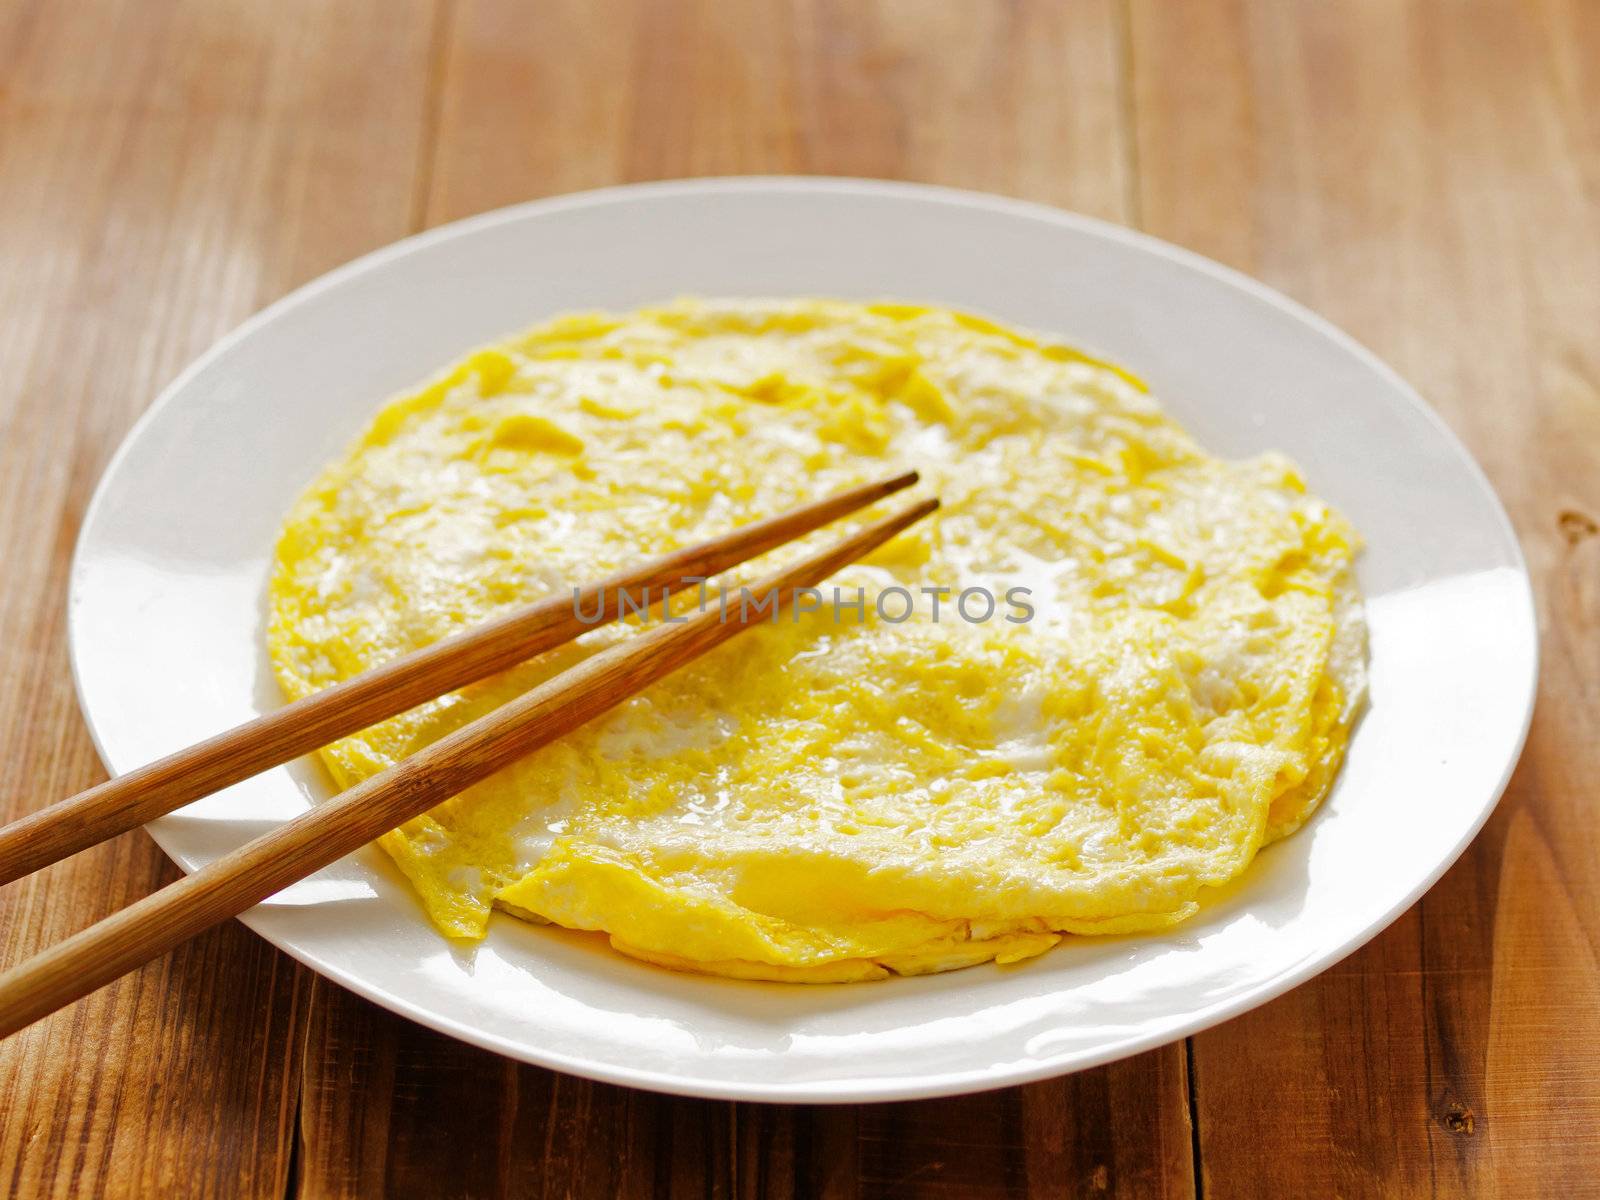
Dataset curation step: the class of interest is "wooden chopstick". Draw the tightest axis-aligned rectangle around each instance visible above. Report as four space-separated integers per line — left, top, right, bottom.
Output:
0 495 938 1038
0 470 918 886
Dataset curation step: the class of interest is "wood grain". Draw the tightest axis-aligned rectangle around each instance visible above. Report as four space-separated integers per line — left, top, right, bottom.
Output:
0 0 438 1195
300 977 743 1200
420 0 1133 226
2 0 1595 1195
300 980 1191 1200
1131 0 1600 1194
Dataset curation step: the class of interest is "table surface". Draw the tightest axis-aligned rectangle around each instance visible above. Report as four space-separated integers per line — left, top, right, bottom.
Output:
2 1 1597 1195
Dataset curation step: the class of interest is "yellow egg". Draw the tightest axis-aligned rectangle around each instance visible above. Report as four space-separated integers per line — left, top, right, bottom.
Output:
268 299 1366 981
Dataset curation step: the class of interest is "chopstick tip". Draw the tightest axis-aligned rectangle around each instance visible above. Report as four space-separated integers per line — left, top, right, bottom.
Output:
890 495 940 526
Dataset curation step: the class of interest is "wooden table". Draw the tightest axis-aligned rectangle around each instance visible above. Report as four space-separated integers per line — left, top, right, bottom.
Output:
2 2 1596 1195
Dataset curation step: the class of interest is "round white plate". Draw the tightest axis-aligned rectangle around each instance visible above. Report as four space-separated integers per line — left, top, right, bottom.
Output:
70 178 1537 1102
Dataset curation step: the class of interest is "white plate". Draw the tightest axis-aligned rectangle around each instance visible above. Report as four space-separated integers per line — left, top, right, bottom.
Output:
69 178 1537 1102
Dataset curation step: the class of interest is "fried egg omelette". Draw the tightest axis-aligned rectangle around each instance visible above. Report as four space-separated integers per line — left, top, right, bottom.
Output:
268 299 1366 982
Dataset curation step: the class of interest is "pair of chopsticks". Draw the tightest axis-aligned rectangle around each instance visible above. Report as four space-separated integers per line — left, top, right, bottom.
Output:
0 471 935 1039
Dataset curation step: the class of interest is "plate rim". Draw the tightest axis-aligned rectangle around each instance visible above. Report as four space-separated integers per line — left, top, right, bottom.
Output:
67 176 1540 1102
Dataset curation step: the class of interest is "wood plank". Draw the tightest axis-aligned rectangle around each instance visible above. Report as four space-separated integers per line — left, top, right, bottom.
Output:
420 0 1133 225
296 2 1194 1197
0 0 440 1195
1130 0 1600 1194
767 1048 1191 1198
301 975 1193 1200
298 977 739 1199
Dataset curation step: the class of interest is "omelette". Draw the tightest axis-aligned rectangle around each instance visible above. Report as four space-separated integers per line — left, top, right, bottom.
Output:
268 299 1366 982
